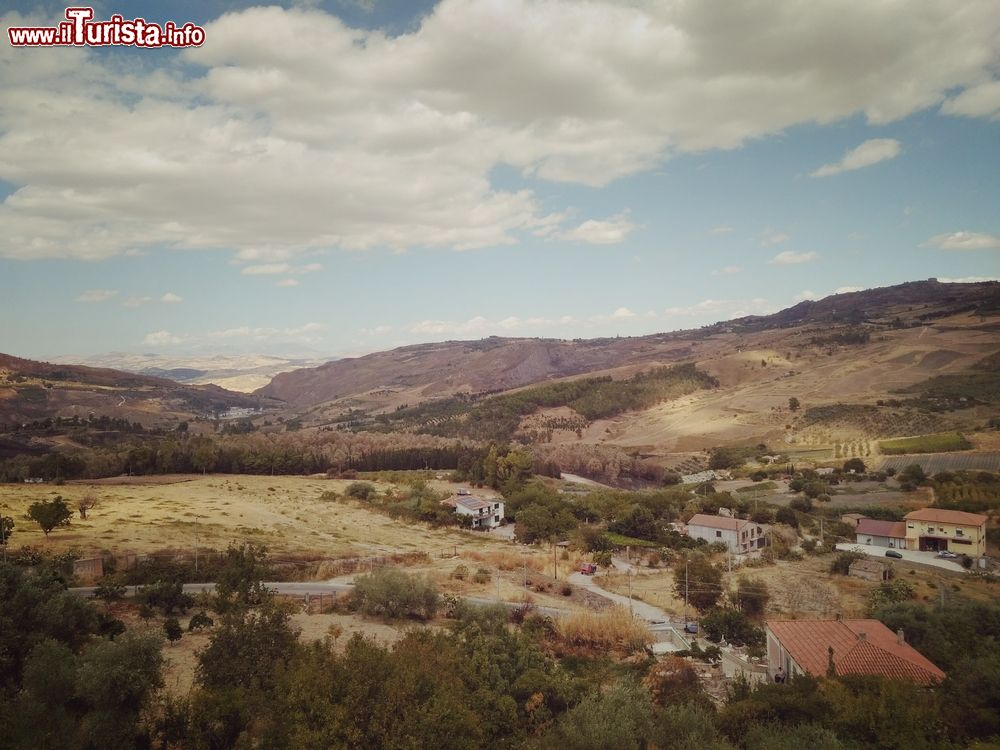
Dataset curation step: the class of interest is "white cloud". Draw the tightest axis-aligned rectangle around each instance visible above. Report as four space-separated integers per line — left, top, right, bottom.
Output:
122 295 153 308
143 330 183 346
76 289 118 303
275 279 300 287
564 213 635 245
835 286 863 294
612 307 636 319
926 231 1000 250
940 79 1000 118
160 292 184 303
142 322 325 348
410 317 491 336
2 2 998 262
810 138 902 177
710 225 734 235
937 275 1000 283
664 297 775 320
716 265 742 275
770 250 820 265
242 263 292 276
761 230 791 247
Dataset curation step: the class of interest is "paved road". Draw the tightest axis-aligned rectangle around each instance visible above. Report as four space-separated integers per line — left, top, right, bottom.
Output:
834 543 967 573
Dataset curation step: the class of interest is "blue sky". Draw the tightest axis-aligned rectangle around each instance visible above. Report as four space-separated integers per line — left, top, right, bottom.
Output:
1 0 998 360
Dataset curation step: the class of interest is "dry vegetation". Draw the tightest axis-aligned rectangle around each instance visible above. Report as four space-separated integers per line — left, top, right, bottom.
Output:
0 474 516 558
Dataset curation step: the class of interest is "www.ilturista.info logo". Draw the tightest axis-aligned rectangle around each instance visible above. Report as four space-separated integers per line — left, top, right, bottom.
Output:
8 7 205 47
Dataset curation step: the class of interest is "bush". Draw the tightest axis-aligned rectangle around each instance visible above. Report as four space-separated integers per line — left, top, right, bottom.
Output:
831 550 864 575
472 568 491 584
345 481 377 501
352 567 439 620
188 611 214 631
163 617 183 642
451 564 469 580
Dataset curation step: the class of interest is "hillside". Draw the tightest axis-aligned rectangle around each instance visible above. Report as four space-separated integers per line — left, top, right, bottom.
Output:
252 280 1000 468
0 352 278 428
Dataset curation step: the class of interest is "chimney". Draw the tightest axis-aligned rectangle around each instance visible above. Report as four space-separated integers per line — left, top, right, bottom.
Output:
857 631 867 642
897 629 905 646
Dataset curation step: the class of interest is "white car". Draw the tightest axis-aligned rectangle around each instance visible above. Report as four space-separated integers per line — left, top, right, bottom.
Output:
936 550 958 559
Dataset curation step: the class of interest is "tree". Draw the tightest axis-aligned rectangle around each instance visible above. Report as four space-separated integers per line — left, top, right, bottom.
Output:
540 680 654 750
788 397 800 412
214 541 272 611
734 576 770 617
163 618 183 643
190 437 218 475
77 493 97 520
0 515 12 561
27 497 72 537
674 553 723 611
843 458 866 474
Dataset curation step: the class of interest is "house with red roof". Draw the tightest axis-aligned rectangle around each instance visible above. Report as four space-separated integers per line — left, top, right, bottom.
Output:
854 518 907 549
765 619 945 686
904 508 988 556
686 513 767 554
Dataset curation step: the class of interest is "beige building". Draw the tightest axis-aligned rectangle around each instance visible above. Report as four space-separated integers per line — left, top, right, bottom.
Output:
903 508 988 557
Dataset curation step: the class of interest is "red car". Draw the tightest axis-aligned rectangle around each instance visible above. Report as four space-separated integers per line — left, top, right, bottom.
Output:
578 563 598 575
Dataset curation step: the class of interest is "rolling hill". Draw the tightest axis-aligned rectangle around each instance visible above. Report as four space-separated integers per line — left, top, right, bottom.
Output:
257 279 1000 455
0 352 278 428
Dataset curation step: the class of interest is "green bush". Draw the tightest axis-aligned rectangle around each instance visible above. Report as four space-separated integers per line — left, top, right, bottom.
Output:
352 567 439 620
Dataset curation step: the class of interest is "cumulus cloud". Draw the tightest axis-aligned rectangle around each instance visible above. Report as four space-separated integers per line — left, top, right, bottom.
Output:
612 307 636 319
761 230 791 247
835 286 863 294
143 330 183 346
940 79 1000 118
811 138 902 177
275 279 300 287
160 292 184 303
2 2 998 262
926 231 1000 250
770 250 820 264
564 213 635 245
76 290 118 303
663 297 775 320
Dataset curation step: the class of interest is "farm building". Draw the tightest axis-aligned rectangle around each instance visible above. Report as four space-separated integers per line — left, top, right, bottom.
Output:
681 469 729 484
903 508 988 556
848 559 891 582
855 518 907 549
686 513 767 554
840 513 865 529
766 619 944 685
441 495 505 529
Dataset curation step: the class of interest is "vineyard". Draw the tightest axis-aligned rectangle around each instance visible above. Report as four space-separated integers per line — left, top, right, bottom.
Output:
878 432 971 455
879 452 1000 474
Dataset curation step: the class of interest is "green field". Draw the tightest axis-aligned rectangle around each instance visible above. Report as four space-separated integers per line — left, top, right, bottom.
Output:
878 432 971 455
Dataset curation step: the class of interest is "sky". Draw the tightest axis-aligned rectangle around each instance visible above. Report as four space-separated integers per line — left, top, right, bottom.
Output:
1 0 999 361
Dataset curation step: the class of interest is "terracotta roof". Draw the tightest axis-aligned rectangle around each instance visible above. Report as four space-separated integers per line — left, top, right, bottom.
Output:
766 619 945 685
687 513 746 531
905 508 987 526
855 519 907 538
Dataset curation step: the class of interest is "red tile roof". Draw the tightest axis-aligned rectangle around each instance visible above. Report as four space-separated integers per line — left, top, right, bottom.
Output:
905 508 987 526
855 519 906 538
766 619 945 685
687 513 746 531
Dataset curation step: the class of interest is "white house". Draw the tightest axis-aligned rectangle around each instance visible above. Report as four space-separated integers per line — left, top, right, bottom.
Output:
686 513 767 554
442 495 505 529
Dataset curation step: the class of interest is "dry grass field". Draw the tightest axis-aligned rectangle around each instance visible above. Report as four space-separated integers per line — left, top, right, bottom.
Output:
0 474 518 559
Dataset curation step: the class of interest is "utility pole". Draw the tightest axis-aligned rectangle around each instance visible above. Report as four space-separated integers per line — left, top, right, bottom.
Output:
497 566 501 601
628 569 633 615
553 542 558 580
684 558 689 623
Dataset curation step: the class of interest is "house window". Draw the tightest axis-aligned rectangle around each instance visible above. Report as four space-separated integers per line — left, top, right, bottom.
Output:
715 530 722 538
956 529 964 537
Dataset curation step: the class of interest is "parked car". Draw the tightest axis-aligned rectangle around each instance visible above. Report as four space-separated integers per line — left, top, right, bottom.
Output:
578 563 598 575
885 550 903 559
936 550 958 559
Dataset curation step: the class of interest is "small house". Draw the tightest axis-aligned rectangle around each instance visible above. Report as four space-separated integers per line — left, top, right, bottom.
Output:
849 558 890 582
686 513 767 554
766 619 944 685
443 495 505 529
855 518 907 549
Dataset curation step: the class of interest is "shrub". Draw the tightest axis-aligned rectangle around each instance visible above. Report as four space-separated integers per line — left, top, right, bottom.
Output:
345 481 377 501
163 617 183 642
352 567 439 620
188 611 214 631
451 564 469 580
831 550 864 575
472 568 491 584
